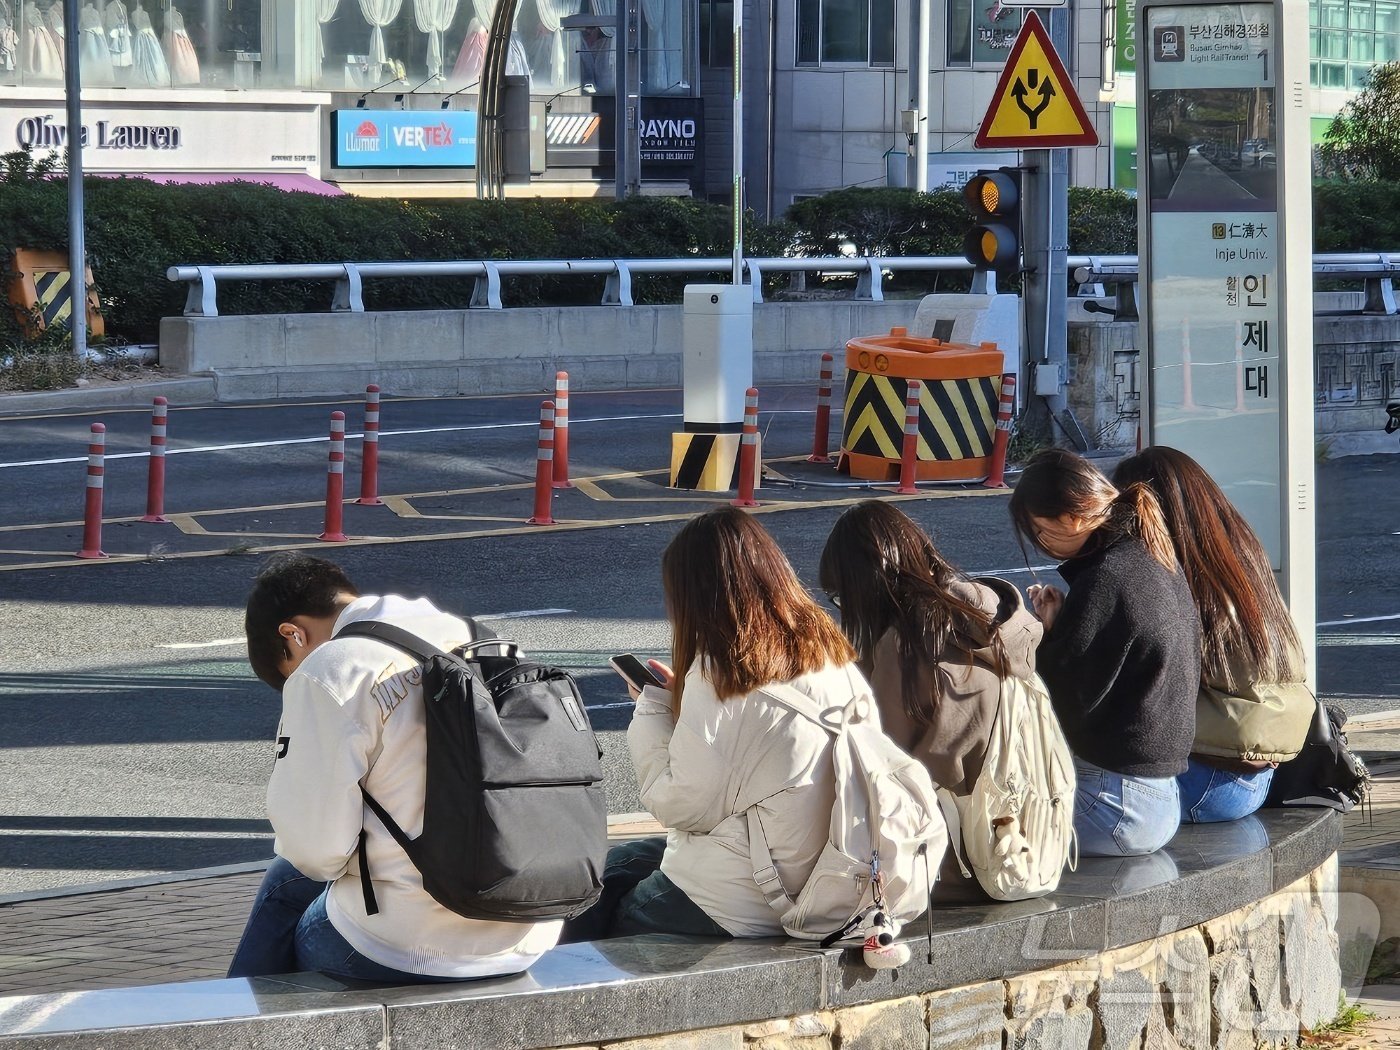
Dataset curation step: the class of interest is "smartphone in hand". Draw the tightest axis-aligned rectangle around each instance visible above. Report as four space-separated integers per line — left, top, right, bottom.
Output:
609 653 666 691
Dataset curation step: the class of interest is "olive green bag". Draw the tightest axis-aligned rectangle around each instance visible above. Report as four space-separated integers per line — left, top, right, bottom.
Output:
1192 679 1315 763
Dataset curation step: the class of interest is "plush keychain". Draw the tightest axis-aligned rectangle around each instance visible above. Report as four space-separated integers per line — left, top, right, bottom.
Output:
862 909 911 969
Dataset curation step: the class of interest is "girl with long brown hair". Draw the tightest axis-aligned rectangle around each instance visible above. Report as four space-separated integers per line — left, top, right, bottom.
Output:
1008 448 1200 857
818 501 1041 893
1112 446 1311 823
563 506 869 939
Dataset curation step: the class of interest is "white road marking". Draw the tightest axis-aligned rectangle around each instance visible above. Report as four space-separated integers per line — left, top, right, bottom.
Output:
0 413 684 470
1317 613 1400 627
970 564 1057 577
478 608 573 619
156 637 245 650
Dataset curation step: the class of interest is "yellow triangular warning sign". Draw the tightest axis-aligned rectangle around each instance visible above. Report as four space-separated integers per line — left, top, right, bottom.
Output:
975 12 1098 149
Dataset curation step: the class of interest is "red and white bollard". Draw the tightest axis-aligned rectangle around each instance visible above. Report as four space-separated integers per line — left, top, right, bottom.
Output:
982 374 1017 489
357 384 382 506
319 411 348 542
140 396 169 523
528 400 556 525
807 353 834 464
733 387 760 508
552 371 572 489
895 380 922 494
76 422 108 559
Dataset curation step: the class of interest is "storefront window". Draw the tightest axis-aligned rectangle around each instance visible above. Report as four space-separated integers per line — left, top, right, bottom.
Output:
794 0 894 65
0 0 693 95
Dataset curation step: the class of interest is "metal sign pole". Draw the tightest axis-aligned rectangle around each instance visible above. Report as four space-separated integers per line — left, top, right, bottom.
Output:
731 0 743 285
62 0 86 360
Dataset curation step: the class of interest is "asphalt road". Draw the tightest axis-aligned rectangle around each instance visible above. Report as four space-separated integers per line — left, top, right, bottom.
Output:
0 388 1395 895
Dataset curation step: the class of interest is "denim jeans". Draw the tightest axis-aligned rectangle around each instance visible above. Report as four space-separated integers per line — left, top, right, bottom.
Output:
1073 758 1182 857
1178 757 1274 824
560 837 730 942
228 856 458 984
294 892 462 983
227 856 326 978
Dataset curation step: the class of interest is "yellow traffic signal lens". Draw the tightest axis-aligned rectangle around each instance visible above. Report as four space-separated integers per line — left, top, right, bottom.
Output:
980 181 1000 213
980 230 997 262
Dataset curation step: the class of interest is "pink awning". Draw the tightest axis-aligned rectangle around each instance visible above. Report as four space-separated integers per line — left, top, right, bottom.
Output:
95 172 346 196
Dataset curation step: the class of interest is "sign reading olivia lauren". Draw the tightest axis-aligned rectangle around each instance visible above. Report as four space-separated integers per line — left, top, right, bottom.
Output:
332 110 478 168
17 112 181 151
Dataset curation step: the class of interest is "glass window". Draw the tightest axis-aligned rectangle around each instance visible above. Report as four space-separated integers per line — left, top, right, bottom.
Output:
1319 28 1348 56
946 0 971 64
971 2 1022 63
1309 26 1320 55
1375 30 1399 59
1320 59 1346 86
700 0 733 66
1350 63 1371 88
1349 0 1374 30
1352 31 1374 60
1319 0 1347 26
1376 0 1399 31
795 0 894 66
1310 59 1320 86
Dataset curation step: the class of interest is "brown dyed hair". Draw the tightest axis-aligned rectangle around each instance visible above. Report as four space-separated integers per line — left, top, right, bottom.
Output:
1008 447 1177 572
1113 446 1303 686
818 500 1003 725
661 506 855 705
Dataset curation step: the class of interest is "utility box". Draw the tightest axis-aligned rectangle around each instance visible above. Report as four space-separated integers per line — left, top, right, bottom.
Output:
681 284 753 428
671 284 757 490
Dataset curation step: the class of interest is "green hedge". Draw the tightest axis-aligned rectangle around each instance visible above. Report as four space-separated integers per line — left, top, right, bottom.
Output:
0 153 1136 344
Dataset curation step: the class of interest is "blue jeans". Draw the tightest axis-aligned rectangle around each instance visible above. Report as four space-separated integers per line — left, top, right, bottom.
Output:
294 892 462 983
228 856 457 984
1074 758 1181 857
1178 757 1274 823
227 856 326 978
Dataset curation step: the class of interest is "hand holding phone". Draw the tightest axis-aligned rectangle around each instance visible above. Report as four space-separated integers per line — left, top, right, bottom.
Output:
610 653 667 695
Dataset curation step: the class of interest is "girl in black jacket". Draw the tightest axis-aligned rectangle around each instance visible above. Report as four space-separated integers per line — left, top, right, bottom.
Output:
1009 449 1201 857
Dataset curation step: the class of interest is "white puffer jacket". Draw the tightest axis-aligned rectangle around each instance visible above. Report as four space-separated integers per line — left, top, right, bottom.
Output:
628 658 872 936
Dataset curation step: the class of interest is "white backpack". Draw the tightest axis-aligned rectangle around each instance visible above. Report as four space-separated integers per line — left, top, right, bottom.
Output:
937 672 1077 901
745 681 948 947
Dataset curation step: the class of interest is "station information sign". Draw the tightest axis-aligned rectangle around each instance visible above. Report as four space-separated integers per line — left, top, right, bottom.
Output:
1140 2 1283 562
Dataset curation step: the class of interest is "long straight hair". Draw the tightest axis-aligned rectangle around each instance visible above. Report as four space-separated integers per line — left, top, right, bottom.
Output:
662 507 854 706
1008 447 1177 571
1113 446 1303 685
818 500 1002 724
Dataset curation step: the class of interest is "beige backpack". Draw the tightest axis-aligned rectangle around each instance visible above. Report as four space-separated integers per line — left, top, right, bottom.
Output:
936 672 1076 901
746 683 948 947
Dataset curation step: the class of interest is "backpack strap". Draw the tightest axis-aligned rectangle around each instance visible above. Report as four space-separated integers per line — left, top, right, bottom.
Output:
934 787 973 879
337 617 516 659
745 808 796 914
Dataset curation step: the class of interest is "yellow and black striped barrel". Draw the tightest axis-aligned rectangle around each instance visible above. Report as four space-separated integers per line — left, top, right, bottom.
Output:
840 328 1003 482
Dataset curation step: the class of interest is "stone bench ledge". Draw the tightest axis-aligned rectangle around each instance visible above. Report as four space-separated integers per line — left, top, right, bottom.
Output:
0 808 1343 1050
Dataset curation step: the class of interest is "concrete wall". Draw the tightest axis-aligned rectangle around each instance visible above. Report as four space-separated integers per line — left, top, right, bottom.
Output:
158 301 923 401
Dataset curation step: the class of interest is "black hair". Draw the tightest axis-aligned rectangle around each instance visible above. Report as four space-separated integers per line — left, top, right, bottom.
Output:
244 553 359 691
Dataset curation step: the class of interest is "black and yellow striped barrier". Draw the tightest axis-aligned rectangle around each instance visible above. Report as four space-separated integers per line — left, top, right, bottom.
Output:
669 431 764 491
839 328 1002 482
7 249 104 339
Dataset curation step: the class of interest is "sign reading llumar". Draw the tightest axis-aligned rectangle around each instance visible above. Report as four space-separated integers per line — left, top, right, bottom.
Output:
16 113 181 150
332 110 478 168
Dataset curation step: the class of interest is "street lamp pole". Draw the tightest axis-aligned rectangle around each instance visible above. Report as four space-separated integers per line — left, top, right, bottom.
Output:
62 0 87 360
731 0 742 284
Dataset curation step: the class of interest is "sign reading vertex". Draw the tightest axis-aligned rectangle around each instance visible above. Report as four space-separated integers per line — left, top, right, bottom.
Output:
974 12 1098 149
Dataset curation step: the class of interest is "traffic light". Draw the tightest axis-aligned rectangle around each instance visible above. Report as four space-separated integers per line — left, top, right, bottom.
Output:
962 168 1021 274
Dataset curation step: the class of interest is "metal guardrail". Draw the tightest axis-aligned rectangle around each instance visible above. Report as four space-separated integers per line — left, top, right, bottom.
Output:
165 256 976 317
1072 251 1400 321
166 252 1400 319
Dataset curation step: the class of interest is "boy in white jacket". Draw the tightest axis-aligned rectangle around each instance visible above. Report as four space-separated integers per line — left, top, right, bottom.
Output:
228 553 561 982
